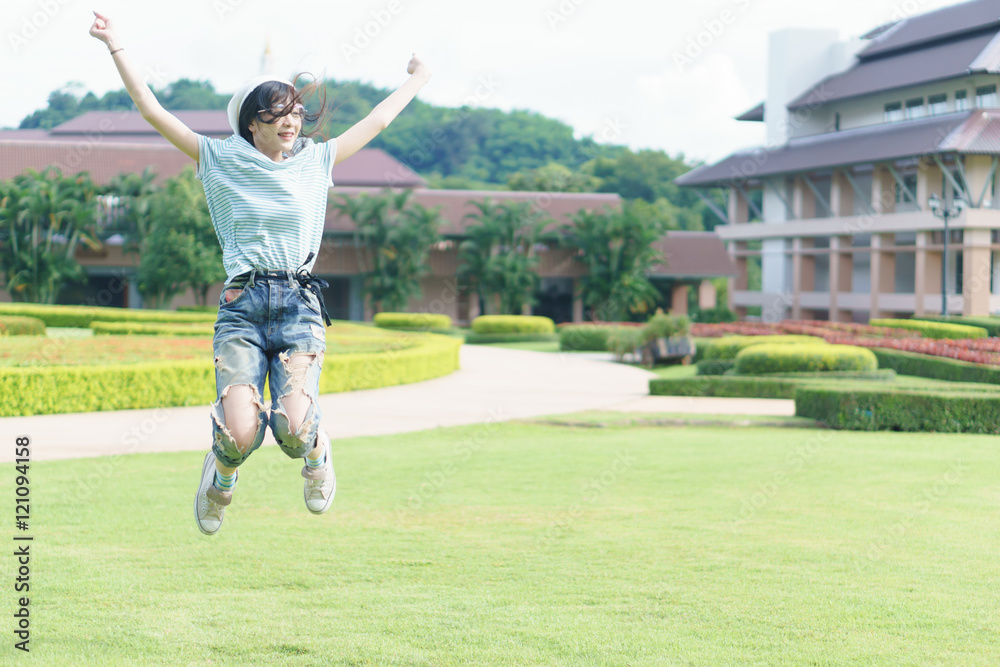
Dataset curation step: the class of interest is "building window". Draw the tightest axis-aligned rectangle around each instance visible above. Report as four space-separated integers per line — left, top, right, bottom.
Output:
884 101 903 122
895 174 918 205
905 98 925 119
976 84 997 108
955 90 969 111
928 93 947 115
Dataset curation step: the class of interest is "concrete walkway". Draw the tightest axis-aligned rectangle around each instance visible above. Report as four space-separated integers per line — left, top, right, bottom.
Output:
0 347 795 463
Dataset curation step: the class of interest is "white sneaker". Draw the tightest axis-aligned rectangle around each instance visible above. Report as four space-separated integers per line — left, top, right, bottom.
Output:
194 451 235 535
301 430 336 515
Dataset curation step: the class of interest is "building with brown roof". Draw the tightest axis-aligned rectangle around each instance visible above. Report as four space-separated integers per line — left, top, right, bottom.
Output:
677 0 1000 321
1 110 735 322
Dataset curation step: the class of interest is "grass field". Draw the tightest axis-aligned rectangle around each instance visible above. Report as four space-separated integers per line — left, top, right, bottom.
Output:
7 419 1000 664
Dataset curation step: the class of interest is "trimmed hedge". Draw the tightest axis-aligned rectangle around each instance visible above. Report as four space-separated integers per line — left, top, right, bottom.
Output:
869 318 987 339
752 369 896 382
0 316 46 336
0 333 462 417
795 386 1000 433
374 312 452 331
0 302 216 328
472 315 555 334
702 335 826 361
649 376 799 399
464 332 559 345
92 321 214 336
176 305 220 313
734 344 877 374
696 359 735 376
871 348 1000 384
559 324 612 351
913 315 1000 337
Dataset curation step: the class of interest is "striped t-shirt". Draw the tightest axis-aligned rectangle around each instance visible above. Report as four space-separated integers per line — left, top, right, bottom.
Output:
196 133 337 282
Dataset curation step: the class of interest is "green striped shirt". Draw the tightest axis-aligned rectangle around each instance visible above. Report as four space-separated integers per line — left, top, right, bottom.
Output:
196 134 337 282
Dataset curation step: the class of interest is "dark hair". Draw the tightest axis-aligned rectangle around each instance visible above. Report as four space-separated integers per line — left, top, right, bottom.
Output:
237 72 332 150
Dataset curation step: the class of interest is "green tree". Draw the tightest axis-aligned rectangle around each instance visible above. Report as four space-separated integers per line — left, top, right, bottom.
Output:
0 167 101 303
506 162 602 193
333 189 443 313
564 202 668 322
135 167 224 308
458 199 551 315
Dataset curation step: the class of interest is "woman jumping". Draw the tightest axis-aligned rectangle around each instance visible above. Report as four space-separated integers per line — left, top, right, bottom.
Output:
89 11 431 535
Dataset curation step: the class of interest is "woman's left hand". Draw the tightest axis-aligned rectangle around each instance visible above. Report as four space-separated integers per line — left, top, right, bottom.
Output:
407 53 430 79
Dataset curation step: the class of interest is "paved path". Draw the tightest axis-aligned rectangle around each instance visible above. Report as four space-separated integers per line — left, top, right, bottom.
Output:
0 347 796 462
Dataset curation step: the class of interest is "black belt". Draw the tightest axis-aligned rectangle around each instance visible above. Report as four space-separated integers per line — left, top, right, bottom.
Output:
230 252 331 326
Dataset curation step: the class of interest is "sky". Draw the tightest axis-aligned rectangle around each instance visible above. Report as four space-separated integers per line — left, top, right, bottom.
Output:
0 0 963 164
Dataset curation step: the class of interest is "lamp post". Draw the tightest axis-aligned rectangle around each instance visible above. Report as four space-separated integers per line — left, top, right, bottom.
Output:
927 193 966 316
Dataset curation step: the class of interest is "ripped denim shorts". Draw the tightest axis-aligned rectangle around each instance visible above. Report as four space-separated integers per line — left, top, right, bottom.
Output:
210 268 327 468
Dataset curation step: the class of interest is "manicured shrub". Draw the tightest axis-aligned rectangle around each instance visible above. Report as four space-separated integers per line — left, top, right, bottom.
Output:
0 333 462 417
871 348 1000 384
91 322 214 336
911 315 1000 337
695 359 735 376
559 325 611 351
795 386 1000 433
0 315 46 336
463 332 559 344
753 369 896 381
702 335 826 361
0 302 216 328
643 312 691 340
176 305 220 313
734 344 877 375
649 376 799 399
374 312 452 331
472 315 555 334
870 318 987 340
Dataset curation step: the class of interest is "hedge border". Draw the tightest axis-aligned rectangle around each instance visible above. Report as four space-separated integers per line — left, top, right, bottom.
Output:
870 318 987 339
0 303 216 328
471 315 555 334
464 332 560 345
0 333 462 417
871 348 1000 384
0 316 46 336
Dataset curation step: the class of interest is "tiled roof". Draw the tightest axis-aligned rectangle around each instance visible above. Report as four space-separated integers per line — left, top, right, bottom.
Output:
787 28 1000 110
650 232 737 278
675 111 978 187
48 110 232 136
736 102 764 122
325 186 621 235
857 0 1000 59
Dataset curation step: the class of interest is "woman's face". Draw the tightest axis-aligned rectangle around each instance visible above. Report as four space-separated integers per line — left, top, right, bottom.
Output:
248 98 304 159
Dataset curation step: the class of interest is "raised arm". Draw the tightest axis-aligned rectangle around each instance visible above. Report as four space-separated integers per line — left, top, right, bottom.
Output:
334 54 431 165
89 11 199 162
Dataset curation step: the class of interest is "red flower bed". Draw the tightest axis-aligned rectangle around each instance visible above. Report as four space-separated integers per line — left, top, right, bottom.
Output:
692 320 1000 366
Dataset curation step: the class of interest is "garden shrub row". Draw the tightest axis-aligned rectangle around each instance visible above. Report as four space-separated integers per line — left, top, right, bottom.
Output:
0 333 462 417
374 312 452 332
91 321 214 336
912 315 1000 337
559 324 614 352
701 335 826 361
464 332 560 345
0 302 217 328
472 315 555 334
649 376 799 399
872 348 1000 384
0 316 46 336
869 318 987 339
795 386 1000 433
734 344 877 374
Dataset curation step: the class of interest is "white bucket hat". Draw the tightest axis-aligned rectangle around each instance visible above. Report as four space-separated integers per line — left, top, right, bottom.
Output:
227 75 295 135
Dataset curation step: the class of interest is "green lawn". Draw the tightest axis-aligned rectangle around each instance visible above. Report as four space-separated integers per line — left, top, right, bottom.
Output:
9 420 1000 664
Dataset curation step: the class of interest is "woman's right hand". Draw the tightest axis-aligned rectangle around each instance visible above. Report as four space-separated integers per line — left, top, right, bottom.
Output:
89 11 121 50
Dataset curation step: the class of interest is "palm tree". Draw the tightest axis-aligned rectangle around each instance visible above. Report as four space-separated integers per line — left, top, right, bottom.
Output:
457 198 551 314
564 204 665 322
0 167 100 303
332 189 443 313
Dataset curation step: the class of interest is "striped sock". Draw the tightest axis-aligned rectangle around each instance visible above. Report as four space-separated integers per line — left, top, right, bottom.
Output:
214 469 237 491
305 440 326 469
